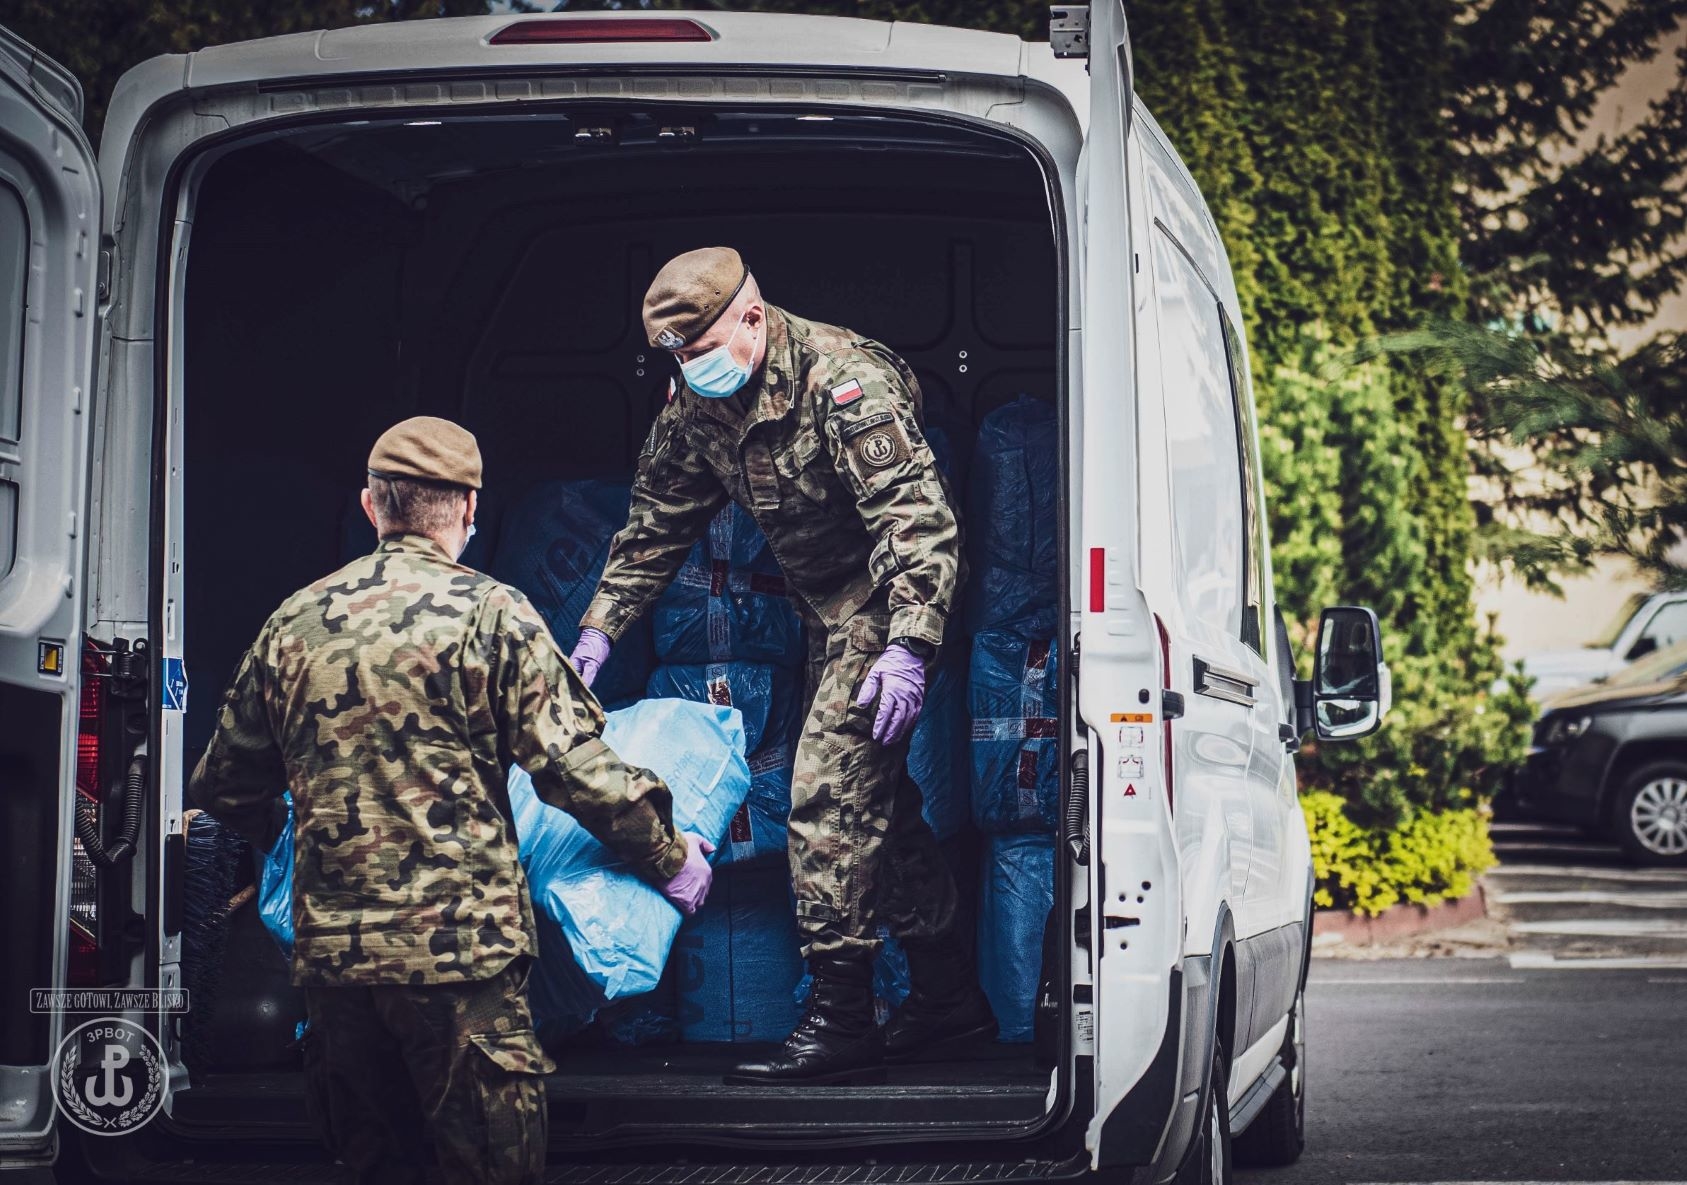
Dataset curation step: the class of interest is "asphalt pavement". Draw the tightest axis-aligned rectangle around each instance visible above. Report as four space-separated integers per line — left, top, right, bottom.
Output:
1239 822 1687 1183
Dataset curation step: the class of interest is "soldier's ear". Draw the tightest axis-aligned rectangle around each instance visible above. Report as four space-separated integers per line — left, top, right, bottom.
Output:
465 489 479 527
360 487 378 532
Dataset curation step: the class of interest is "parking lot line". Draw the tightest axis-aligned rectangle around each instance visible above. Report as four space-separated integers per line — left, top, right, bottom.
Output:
1490 888 1687 908
1511 952 1687 969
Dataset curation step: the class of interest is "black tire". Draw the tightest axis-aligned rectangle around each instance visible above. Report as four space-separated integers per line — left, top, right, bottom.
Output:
1234 987 1306 1167
1177 1046 1233 1185
1612 761 1687 867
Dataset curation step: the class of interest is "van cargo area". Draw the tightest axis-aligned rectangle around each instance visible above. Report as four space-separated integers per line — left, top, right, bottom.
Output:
170 108 1064 1146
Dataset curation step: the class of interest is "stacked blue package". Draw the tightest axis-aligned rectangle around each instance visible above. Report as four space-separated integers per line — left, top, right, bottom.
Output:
717 741 795 867
978 832 1056 1042
489 479 654 704
511 699 750 1011
653 504 803 668
674 861 806 1043
908 654 968 842
645 661 800 758
969 630 1060 834
964 398 1059 637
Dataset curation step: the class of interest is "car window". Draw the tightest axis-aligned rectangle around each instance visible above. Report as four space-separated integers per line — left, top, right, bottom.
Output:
1155 229 1247 649
1634 600 1687 657
1608 639 1687 687
1219 305 1266 655
1586 592 1647 650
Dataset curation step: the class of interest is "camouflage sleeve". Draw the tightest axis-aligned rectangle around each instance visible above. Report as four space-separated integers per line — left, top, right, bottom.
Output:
581 404 727 642
490 591 688 881
187 639 289 849
817 349 961 649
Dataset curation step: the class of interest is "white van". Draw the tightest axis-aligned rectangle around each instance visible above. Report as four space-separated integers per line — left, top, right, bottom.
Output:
0 6 1389 1181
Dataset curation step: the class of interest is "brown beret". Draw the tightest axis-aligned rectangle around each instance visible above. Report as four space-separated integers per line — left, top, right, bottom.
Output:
643 247 749 350
367 416 482 490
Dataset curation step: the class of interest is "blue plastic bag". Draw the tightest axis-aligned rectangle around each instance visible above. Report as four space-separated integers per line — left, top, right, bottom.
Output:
653 505 803 668
512 699 752 1004
965 398 1060 635
716 743 796 867
490 479 655 703
674 862 806 1043
978 832 1055 1042
645 661 800 758
969 630 1060 834
258 795 295 960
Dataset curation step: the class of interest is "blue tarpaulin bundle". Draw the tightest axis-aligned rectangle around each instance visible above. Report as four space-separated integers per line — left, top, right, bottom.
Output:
645 661 800 758
717 743 795 868
653 504 803 668
978 832 1055 1042
674 861 806 1043
969 630 1060 834
490 479 654 704
965 398 1059 636
510 698 751 1007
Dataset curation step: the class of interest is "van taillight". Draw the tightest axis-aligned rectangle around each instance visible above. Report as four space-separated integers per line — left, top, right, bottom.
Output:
1156 614 1174 814
69 641 107 986
488 18 714 45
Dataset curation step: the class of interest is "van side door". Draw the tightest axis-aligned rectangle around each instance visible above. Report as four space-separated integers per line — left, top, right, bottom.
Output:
0 24 102 1165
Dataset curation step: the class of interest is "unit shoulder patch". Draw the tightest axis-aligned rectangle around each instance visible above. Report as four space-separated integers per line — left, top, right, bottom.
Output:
851 423 910 472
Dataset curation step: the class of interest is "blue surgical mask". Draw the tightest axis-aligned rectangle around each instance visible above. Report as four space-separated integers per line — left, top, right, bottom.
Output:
457 521 477 561
679 310 758 399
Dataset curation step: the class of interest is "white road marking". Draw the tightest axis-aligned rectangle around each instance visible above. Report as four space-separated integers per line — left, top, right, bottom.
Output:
1511 951 1687 969
1490 888 1687 908
1510 917 1687 937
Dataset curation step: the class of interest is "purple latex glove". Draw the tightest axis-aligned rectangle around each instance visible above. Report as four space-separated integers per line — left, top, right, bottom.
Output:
661 832 716 916
856 642 928 745
568 627 612 689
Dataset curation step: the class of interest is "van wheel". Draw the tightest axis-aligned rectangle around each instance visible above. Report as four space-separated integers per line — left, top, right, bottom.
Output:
1613 762 1687 866
1177 1047 1232 1185
1234 987 1306 1166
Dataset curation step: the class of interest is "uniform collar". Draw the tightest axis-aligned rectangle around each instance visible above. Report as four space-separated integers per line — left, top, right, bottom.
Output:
684 305 797 437
377 533 456 562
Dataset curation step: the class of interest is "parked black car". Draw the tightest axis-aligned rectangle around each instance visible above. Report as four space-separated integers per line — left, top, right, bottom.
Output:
1513 640 1687 865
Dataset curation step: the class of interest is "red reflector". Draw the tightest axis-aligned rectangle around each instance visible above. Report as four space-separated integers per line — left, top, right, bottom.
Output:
489 18 714 45
77 641 106 801
1089 547 1106 613
68 922 100 988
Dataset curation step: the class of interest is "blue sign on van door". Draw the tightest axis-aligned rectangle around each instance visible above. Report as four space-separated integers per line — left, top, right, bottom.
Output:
161 657 189 713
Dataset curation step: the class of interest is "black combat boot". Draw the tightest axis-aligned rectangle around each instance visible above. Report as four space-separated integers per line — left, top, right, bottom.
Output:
882 936 998 1063
725 955 885 1085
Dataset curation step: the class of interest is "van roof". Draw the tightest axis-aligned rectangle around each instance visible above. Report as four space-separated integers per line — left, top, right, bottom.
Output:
107 11 1085 121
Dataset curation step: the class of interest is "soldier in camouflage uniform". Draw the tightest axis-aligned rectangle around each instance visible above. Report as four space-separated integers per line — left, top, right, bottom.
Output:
189 416 714 1184
574 248 996 1085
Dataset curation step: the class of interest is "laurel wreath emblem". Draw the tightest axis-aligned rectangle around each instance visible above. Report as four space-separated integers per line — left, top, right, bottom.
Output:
53 1022 167 1134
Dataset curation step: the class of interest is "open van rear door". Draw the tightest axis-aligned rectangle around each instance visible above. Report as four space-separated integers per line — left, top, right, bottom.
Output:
0 25 101 1164
1073 1 1188 1172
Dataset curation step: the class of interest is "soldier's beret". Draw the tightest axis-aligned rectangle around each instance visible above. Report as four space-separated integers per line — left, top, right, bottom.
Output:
643 247 750 350
367 416 483 490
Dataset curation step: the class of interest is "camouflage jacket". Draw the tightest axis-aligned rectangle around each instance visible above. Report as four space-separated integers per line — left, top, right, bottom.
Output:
188 534 686 987
582 306 963 649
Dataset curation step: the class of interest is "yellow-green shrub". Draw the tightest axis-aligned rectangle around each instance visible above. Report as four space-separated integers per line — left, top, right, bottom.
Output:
1301 791 1495 917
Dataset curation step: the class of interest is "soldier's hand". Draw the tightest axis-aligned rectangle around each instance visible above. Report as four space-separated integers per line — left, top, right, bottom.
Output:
660 832 716 916
569 628 613 688
857 643 928 745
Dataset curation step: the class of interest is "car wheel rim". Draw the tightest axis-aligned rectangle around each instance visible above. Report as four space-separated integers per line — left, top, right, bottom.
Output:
1631 778 1687 856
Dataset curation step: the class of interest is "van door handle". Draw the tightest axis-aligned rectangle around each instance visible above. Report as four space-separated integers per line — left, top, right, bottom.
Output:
1193 657 1256 708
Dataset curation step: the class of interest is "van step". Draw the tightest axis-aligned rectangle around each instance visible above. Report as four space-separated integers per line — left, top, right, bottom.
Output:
130 1160 1077 1184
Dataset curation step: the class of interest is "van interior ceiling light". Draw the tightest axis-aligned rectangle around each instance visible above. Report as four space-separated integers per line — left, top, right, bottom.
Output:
488 18 715 46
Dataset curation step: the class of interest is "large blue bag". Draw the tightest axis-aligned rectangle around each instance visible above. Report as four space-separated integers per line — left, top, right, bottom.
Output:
490 479 655 703
258 796 295 959
674 861 806 1043
717 742 796 867
512 698 752 1004
645 661 800 758
653 504 803 668
978 832 1056 1042
969 630 1060 834
965 398 1059 636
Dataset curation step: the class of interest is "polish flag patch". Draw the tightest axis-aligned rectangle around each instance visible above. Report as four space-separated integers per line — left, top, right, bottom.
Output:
831 379 865 405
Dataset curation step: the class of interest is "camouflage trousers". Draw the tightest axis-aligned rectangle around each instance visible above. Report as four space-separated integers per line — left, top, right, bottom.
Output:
790 602 961 961
302 955 554 1185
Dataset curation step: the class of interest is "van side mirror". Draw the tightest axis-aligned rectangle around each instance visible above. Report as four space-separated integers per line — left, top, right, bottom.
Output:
1627 636 1659 662
1292 606 1390 742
